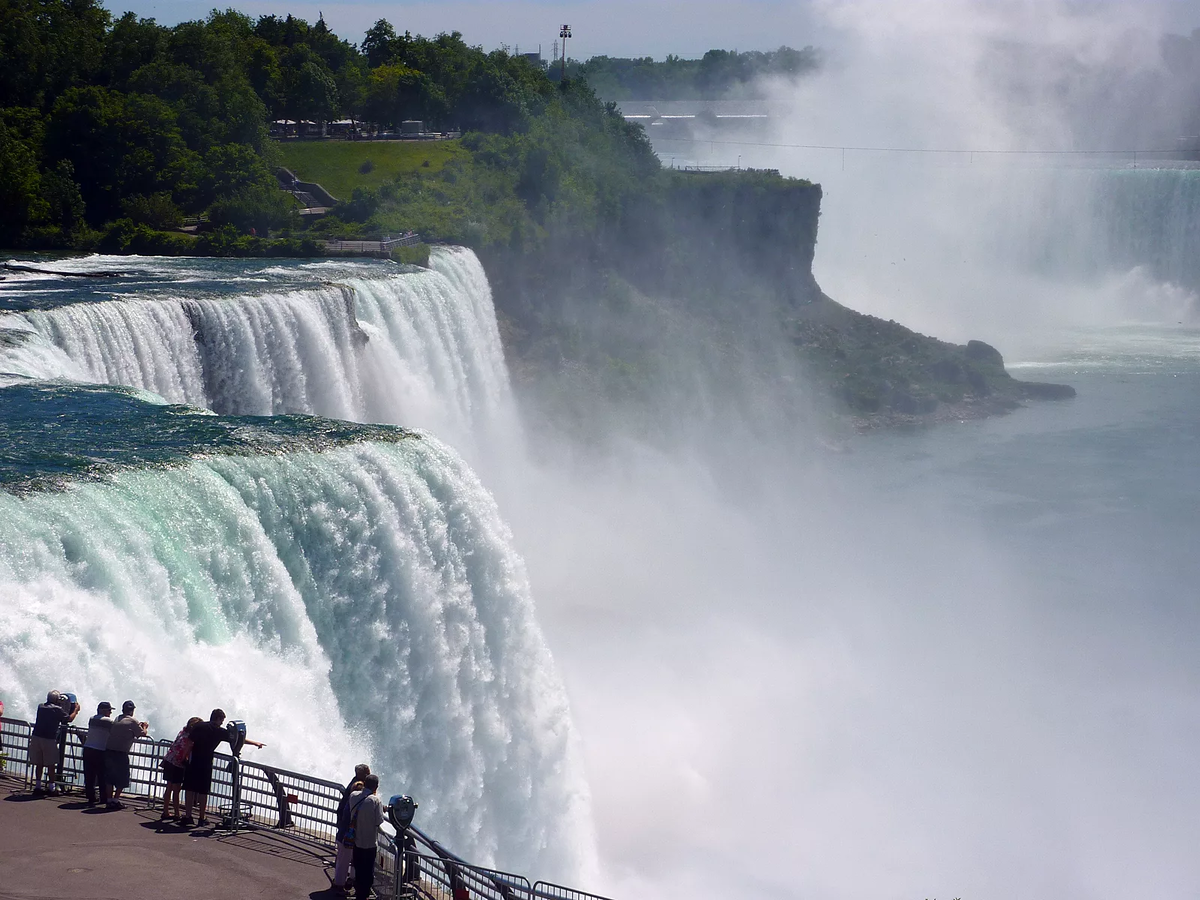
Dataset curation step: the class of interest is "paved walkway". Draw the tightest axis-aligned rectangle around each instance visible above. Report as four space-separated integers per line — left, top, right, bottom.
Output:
0 775 343 900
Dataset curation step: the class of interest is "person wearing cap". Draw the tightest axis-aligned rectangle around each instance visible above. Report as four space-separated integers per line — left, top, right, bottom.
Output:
82 701 115 806
29 690 79 795
104 701 148 810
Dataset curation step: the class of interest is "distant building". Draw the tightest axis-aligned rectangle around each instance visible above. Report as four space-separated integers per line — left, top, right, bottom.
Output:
522 52 547 70
400 120 424 136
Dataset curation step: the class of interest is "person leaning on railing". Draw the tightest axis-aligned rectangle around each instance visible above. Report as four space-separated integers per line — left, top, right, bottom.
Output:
180 708 263 828
30 690 79 796
105 701 148 810
82 701 115 807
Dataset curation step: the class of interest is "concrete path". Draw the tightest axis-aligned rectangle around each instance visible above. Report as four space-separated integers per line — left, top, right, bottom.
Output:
0 775 343 900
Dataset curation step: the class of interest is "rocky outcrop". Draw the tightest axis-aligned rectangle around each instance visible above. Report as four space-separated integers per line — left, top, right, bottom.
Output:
483 167 1073 431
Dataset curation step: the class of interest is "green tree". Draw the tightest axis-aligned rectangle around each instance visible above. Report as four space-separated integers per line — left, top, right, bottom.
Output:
0 115 47 245
41 159 88 233
361 19 399 69
336 61 368 124
198 142 289 233
0 0 109 109
100 12 168 90
363 63 445 128
46 86 191 224
279 44 338 124
245 37 284 116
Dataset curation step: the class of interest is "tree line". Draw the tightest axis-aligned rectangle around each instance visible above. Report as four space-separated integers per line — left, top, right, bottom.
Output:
566 47 821 100
0 0 563 248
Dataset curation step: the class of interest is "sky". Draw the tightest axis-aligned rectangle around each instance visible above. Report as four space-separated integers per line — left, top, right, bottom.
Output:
98 0 1200 60
96 0 834 57
79 0 907 60
91 0 1200 70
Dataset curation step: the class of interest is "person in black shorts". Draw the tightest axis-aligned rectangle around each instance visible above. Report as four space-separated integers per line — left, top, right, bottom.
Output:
105 700 148 809
180 708 263 827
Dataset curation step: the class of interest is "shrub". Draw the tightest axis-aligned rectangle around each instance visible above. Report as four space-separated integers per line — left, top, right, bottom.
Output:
121 192 183 230
390 243 430 267
99 219 195 254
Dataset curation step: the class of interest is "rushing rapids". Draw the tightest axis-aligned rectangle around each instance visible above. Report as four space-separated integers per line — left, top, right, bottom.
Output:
0 249 593 882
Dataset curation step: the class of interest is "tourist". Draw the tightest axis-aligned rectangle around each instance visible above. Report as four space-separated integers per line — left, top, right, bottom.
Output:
105 701 148 809
81 701 114 806
181 708 263 827
334 764 371 893
160 716 202 822
347 773 386 900
29 690 78 795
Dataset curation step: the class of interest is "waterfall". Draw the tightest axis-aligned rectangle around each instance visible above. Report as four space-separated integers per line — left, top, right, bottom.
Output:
0 247 584 878
1026 167 1200 292
798 160 1200 344
0 247 516 452
0 432 594 881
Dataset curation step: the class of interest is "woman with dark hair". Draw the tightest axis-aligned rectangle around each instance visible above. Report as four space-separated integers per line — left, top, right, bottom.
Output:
160 716 202 822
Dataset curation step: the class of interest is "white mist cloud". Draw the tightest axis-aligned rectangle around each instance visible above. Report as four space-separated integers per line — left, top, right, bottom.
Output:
709 0 1200 348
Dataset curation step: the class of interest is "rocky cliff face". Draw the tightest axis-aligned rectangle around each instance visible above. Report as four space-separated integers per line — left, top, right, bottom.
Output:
480 168 1072 434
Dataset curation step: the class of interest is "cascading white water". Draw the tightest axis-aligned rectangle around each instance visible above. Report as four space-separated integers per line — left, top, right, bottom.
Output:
0 247 516 453
0 434 595 882
1006 166 1200 292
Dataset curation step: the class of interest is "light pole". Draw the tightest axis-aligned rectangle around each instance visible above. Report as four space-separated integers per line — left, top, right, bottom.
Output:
559 25 571 80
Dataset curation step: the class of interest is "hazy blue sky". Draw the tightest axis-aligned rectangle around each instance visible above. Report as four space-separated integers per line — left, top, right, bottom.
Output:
98 0 1200 60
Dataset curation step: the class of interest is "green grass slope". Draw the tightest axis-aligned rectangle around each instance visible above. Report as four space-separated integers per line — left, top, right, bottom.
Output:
274 140 468 202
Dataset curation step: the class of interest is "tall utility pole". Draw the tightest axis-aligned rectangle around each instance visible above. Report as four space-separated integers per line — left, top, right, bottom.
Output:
559 25 572 80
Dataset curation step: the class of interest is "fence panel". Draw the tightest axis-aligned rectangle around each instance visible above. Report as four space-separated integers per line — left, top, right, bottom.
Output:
0 717 33 780
532 883 614 900
388 850 533 900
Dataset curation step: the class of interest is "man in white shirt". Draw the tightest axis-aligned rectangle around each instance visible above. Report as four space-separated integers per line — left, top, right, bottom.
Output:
82 701 114 806
104 700 147 810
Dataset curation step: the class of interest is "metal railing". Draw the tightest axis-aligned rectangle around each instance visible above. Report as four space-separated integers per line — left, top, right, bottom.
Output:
324 240 385 252
0 715 612 900
381 233 422 250
323 234 423 254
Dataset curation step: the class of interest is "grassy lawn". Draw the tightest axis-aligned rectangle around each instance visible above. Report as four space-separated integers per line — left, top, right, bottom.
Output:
274 139 468 202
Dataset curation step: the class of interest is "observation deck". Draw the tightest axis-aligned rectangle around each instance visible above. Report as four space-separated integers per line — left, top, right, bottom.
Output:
0 715 610 900
0 773 337 899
